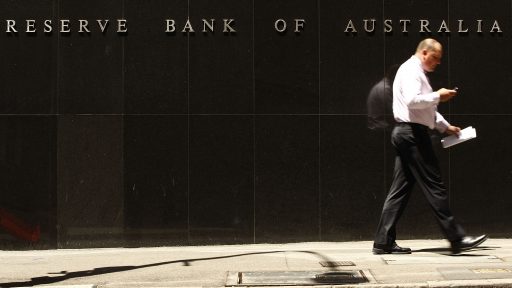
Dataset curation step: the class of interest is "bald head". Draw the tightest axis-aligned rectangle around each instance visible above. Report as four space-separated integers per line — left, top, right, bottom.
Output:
415 38 443 72
416 38 442 54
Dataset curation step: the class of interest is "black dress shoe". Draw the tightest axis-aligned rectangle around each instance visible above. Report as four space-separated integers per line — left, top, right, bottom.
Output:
372 242 412 254
451 235 488 254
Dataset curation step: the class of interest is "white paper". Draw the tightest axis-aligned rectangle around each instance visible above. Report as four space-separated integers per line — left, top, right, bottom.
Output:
441 126 477 148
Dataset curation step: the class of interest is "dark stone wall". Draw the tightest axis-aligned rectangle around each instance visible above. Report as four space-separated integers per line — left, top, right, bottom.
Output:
0 0 511 249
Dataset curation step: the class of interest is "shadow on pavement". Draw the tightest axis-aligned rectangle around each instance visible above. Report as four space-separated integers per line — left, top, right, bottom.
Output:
412 246 497 256
0 250 338 287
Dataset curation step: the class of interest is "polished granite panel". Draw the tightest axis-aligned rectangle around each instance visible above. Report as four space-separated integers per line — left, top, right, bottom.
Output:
255 116 319 242
57 115 123 248
0 0 56 114
449 115 512 236
189 0 253 114
254 0 319 114
449 0 512 114
123 116 189 245
124 0 188 114
58 0 124 114
320 116 386 240
0 116 56 249
320 0 384 114
189 116 254 244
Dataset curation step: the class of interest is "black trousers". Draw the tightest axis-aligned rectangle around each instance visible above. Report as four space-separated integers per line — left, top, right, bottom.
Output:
374 123 465 247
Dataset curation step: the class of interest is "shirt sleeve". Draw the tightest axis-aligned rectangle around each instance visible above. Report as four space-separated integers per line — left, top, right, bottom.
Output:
400 71 440 109
435 111 450 132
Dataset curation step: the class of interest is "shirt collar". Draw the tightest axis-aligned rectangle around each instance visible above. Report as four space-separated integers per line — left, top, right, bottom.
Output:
411 55 426 73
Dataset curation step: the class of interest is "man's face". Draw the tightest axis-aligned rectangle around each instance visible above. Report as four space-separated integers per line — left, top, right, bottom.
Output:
422 47 442 72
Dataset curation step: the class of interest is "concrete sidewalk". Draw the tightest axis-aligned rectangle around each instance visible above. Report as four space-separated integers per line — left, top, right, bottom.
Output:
1 238 512 287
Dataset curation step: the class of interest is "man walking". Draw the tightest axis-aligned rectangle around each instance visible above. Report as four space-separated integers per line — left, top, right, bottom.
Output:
373 38 487 255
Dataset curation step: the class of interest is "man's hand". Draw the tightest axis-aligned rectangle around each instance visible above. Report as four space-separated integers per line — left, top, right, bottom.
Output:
445 125 461 135
438 88 457 102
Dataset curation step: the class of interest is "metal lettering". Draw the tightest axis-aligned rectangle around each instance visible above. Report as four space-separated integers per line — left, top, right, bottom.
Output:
384 19 393 32
294 19 305 33
275 19 286 32
6 20 17 33
223 19 235 33
490 20 502 33
399 19 410 32
97 20 109 32
44 20 52 33
79 20 90 33
458 20 468 33
182 19 194 33
165 19 176 33
203 19 214 33
364 19 376 32
419 19 431 32
26 19 36 33
438 20 450 33
344 20 357 33
60 19 70 33
117 19 127 33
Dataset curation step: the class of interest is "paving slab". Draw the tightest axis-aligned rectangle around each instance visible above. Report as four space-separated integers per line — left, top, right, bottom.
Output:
1 239 512 287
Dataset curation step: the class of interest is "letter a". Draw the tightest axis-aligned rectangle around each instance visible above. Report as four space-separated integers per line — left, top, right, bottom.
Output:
344 20 357 33
438 20 450 33
182 19 195 33
490 20 502 33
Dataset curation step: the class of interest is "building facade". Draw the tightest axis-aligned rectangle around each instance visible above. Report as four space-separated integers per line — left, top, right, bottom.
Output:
0 0 511 249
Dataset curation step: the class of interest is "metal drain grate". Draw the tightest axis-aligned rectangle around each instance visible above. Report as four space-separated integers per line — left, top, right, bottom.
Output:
314 271 365 283
226 270 369 286
319 261 355 267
